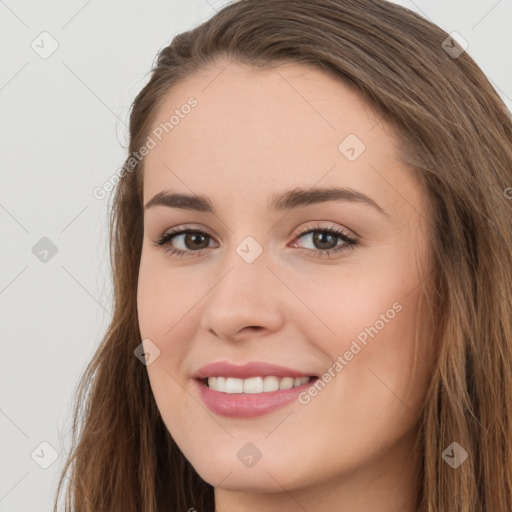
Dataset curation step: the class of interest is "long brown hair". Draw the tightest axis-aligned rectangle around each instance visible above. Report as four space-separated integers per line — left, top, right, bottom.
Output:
53 1 512 510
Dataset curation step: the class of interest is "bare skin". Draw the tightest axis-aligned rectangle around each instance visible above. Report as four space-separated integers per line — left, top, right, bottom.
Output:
137 58 435 512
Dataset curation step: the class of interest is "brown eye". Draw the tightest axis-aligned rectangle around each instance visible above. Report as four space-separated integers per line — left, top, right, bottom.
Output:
154 228 217 258
181 232 210 250
291 224 358 258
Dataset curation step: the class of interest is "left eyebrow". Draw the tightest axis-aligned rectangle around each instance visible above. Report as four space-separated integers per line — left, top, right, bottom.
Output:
144 186 389 216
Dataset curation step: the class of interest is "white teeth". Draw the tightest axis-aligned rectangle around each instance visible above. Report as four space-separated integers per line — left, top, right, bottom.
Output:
243 377 263 394
279 377 294 390
225 377 244 393
206 375 312 393
263 376 279 392
216 376 226 392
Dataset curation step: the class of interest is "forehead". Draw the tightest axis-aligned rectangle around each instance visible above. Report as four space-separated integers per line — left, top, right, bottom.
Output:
141 59 416 213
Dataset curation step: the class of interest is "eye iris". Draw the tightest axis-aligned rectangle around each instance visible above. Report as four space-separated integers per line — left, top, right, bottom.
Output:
313 232 337 250
185 232 209 250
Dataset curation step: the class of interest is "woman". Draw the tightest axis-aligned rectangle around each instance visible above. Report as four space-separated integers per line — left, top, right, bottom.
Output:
54 1 512 511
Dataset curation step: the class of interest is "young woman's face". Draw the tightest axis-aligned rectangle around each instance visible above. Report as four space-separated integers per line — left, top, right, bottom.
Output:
137 60 435 507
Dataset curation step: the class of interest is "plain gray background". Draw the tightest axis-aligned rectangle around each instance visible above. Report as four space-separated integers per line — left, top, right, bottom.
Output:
1 1 511 510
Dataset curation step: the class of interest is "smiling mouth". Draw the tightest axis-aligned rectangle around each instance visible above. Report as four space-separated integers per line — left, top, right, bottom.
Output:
201 375 318 393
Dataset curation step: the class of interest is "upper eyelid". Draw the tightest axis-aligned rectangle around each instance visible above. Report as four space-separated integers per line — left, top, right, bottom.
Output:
162 222 354 238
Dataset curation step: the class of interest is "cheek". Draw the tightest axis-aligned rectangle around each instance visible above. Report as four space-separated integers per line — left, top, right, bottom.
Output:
137 258 202 439
284 257 420 358
137 254 203 343
282 248 429 426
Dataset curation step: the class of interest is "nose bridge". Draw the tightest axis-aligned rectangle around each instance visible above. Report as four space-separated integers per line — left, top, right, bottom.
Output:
199 233 284 337
211 234 272 306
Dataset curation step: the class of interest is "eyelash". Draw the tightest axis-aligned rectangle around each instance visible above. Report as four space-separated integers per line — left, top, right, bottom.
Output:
153 223 359 260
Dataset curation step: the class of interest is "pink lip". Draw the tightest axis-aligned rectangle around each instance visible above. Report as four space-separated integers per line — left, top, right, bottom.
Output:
193 361 315 379
195 378 317 418
193 361 318 418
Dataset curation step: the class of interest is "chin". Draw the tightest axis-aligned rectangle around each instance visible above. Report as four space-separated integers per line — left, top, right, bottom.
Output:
197 462 295 493
184 445 305 493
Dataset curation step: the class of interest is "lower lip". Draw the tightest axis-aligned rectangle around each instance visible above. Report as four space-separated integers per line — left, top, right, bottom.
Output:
195 378 317 418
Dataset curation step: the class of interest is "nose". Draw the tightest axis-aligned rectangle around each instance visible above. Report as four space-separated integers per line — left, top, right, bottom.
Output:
199 249 285 343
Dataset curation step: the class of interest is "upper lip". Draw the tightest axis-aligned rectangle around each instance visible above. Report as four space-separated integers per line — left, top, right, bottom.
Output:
194 361 316 379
